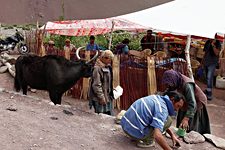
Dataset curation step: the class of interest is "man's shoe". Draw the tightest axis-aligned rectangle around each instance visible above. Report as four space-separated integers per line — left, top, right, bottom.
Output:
204 89 213 101
207 95 213 101
137 140 155 148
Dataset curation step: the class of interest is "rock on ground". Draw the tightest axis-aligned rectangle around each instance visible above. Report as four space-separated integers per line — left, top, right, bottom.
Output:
204 134 225 150
184 131 205 144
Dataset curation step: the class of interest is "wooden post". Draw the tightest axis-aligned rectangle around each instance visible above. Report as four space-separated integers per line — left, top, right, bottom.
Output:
112 55 120 109
36 22 46 56
39 32 46 56
108 20 115 50
81 50 90 100
147 57 157 95
185 35 194 81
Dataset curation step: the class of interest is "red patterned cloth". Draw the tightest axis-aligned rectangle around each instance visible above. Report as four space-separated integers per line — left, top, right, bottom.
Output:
40 18 148 36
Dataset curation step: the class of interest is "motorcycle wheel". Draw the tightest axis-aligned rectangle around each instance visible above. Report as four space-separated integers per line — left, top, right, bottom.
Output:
19 45 29 54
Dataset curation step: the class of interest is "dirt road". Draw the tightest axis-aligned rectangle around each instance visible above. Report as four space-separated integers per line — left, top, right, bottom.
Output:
0 72 224 150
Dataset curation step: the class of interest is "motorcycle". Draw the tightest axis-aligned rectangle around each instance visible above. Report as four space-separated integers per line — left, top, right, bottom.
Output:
0 29 29 54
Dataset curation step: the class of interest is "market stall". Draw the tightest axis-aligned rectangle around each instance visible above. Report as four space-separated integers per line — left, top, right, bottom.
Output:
39 18 151 109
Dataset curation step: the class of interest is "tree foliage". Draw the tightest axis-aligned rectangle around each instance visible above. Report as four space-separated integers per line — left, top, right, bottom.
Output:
44 31 145 52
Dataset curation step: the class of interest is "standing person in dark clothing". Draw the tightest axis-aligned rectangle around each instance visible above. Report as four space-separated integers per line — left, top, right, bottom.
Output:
115 38 130 54
162 69 211 134
140 30 156 53
203 35 221 100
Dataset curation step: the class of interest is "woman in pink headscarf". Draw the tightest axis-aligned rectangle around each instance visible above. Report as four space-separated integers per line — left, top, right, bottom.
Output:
162 69 210 134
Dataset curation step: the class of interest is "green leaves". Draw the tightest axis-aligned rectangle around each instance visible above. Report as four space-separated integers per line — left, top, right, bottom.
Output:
44 31 145 51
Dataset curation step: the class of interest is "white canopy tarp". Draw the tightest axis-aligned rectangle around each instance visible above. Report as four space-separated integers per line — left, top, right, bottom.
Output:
118 0 225 38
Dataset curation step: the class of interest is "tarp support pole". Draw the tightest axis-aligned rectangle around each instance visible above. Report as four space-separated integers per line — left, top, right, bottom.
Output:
108 20 115 50
81 51 91 100
112 55 120 109
185 35 194 81
147 57 157 94
36 22 46 56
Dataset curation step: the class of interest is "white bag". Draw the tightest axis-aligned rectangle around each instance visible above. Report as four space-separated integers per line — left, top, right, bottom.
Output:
113 85 123 99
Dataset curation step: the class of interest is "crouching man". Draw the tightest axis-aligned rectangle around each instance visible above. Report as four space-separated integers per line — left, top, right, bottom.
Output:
120 91 184 150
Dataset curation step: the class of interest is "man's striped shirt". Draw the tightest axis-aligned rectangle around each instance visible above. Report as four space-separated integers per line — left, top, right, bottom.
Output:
120 95 174 139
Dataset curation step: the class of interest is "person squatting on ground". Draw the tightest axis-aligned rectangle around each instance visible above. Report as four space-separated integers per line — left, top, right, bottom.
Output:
162 69 211 134
202 35 221 100
120 91 184 150
88 50 114 115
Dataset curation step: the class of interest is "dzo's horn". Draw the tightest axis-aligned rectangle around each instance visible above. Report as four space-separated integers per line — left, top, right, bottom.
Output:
75 46 85 60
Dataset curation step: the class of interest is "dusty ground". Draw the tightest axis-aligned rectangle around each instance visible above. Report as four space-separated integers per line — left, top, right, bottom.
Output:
0 66 224 150
196 80 225 140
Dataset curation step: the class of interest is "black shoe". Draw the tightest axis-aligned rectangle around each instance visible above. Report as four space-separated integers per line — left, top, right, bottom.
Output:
204 89 212 101
207 95 213 101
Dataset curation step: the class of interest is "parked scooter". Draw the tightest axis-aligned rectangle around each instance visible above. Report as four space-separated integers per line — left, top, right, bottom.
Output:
0 29 29 54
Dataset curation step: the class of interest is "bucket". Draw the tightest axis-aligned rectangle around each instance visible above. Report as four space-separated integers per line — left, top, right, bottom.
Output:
176 128 186 137
216 76 225 89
